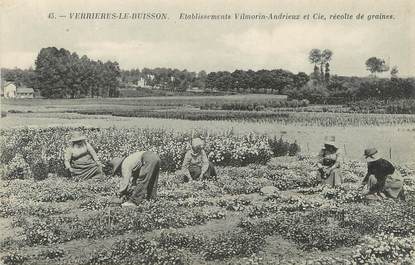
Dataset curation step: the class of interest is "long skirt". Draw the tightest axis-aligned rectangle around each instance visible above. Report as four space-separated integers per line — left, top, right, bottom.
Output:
70 153 103 180
187 162 217 181
128 151 161 205
367 172 404 199
319 167 342 187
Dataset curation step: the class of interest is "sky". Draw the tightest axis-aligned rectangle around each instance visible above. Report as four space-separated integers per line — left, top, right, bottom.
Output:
1 0 414 76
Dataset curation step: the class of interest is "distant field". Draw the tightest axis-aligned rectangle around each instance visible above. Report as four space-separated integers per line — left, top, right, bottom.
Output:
1 112 415 163
2 97 415 126
1 96 415 162
1 95 287 110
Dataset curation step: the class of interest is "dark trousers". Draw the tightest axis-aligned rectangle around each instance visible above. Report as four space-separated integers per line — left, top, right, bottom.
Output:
185 162 217 181
129 151 161 205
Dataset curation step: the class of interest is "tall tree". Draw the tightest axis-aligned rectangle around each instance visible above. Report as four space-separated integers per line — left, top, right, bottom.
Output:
321 49 333 81
365 57 389 77
195 70 207 89
308 48 333 82
35 47 70 98
309 49 322 74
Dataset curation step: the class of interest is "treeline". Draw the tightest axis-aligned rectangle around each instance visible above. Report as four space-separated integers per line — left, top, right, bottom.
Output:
122 68 415 103
121 68 309 94
2 47 121 98
205 70 309 93
2 47 415 101
285 75 415 104
121 68 206 91
1 68 36 88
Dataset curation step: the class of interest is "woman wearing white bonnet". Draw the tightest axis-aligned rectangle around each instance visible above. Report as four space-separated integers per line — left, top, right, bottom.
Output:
316 136 342 187
181 138 217 181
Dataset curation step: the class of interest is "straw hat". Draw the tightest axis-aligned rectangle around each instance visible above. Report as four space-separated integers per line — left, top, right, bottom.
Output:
364 148 378 158
69 131 87 142
110 157 124 175
324 136 337 148
191 138 204 148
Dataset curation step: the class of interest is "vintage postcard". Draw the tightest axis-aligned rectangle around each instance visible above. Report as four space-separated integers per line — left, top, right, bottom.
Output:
0 0 414 264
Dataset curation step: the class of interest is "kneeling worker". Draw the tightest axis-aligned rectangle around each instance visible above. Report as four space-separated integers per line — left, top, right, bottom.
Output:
181 138 217 181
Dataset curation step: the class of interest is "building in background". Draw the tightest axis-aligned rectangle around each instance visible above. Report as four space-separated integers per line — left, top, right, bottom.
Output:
1 82 17 98
16 87 34 98
0 81 35 98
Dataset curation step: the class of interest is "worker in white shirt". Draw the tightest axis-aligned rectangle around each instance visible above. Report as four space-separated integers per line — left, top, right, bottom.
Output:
110 151 161 207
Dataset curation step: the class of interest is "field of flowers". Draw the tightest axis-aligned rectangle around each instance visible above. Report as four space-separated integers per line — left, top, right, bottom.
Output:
0 127 415 265
0 128 414 265
0 127 301 179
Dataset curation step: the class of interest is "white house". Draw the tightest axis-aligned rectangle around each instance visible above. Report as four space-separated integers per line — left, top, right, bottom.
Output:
3 82 17 98
137 77 146 87
137 77 153 89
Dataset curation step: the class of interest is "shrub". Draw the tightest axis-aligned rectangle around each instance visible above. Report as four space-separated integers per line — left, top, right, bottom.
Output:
268 136 289 156
288 141 301 156
1 154 32 180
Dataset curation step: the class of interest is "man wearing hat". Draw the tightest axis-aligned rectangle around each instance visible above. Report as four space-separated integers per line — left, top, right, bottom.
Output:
361 147 404 200
64 131 103 180
110 150 161 207
181 138 216 182
316 136 343 187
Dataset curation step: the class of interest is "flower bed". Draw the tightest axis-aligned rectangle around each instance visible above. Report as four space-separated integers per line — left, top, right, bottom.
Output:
0 127 298 179
18 200 226 246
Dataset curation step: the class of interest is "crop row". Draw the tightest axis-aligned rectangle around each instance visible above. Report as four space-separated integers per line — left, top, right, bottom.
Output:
15 200 225 246
347 99 415 114
0 127 302 180
199 99 310 111
240 200 415 251
72 108 415 126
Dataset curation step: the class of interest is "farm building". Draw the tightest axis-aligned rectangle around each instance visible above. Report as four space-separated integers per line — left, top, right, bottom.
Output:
16 87 35 98
0 82 35 98
136 78 153 89
1 82 17 98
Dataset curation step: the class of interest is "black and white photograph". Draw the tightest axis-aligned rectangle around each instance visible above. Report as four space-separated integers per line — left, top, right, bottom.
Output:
0 0 414 264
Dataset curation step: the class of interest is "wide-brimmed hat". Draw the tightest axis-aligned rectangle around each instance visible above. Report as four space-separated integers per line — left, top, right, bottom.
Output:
191 138 204 148
69 131 87 142
110 157 124 175
364 148 378 158
324 136 337 148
